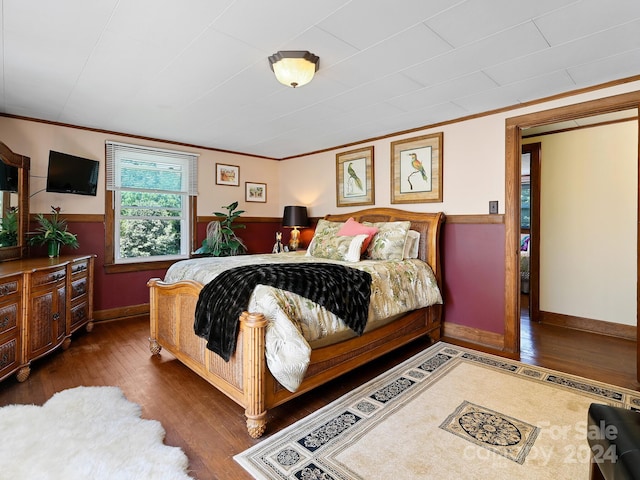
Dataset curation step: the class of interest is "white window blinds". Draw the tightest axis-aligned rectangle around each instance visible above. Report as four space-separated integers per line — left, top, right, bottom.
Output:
105 141 198 195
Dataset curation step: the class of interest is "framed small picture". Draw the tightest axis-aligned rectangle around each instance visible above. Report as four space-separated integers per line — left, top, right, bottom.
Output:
391 133 443 203
216 163 240 186
245 182 267 203
336 146 374 207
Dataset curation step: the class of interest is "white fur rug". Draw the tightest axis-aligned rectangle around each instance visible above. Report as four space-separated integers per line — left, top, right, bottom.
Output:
0 386 193 479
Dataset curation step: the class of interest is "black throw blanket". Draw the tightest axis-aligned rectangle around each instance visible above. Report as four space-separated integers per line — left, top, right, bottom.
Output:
194 263 372 361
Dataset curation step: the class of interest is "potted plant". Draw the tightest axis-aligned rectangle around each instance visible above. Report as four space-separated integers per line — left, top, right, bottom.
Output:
0 206 18 247
194 201 247 257
29 206 79 257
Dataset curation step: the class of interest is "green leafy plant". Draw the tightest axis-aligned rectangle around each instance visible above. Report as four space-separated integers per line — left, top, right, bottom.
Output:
195 201 247 256
0 206 18 247
29 206 79 249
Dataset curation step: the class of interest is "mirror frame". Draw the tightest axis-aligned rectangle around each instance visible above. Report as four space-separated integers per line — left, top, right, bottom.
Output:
0 142 29 262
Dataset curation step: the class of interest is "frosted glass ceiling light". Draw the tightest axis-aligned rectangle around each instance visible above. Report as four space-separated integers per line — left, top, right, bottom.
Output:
268 51 319 88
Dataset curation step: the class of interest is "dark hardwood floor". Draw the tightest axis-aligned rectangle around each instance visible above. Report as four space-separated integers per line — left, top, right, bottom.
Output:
519 295 638 390
0 315 637 479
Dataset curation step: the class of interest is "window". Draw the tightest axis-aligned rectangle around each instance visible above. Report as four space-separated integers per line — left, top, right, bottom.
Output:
105 141 198 266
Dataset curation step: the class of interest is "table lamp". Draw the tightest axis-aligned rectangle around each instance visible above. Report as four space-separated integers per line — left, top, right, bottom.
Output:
282 206 309 251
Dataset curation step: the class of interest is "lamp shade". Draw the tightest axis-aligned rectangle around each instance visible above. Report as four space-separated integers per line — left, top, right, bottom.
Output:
282 206 309 228
268 51 319 88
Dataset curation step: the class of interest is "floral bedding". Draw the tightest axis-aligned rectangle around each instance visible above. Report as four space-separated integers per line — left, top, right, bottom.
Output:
164 252 442 392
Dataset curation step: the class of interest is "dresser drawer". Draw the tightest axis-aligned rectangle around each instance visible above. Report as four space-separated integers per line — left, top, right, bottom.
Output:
0 336 19 380
0 279 19 298
70 277 88 301
70 259 89 277
70 302 89 331
31 267 66 288
0 302 18 335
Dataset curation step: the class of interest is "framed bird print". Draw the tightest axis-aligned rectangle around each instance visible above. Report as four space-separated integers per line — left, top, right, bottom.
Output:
391 133 443 203
336 146 374 207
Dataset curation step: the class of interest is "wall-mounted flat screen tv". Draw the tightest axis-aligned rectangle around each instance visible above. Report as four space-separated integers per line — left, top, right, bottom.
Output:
46 151 99 196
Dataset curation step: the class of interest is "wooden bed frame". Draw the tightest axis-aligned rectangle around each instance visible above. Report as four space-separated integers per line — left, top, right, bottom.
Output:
148 208 445 438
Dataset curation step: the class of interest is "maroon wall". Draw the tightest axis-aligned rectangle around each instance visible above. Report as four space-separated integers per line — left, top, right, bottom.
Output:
60 218 507 336
196 221 283 255
195 220 316 255
63 219 308 312
29 221 167 312
442 222 505 335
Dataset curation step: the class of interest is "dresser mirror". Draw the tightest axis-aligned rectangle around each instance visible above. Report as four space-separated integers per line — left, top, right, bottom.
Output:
0 142 30 262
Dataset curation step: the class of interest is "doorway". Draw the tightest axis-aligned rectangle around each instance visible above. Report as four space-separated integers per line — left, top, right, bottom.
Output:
503 91 640 383
520 143 540 323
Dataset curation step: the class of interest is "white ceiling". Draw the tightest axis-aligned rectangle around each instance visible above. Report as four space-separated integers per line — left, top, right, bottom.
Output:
1 0 640 159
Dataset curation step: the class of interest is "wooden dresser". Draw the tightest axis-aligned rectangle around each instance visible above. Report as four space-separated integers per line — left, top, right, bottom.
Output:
0 254 94 382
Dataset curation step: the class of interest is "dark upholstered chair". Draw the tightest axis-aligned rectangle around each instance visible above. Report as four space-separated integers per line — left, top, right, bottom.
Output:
588 403 640 480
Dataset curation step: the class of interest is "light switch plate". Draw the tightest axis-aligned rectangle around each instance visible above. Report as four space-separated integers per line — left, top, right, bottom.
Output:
489 201 498 214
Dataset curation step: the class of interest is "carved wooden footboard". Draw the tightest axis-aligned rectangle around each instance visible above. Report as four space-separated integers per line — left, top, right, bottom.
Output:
148 208 444 438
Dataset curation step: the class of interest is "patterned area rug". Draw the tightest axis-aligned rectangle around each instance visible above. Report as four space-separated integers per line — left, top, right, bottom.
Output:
235 342 640 480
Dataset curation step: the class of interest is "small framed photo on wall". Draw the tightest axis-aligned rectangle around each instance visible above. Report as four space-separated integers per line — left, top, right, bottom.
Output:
245 182 267 202
216 163 240 186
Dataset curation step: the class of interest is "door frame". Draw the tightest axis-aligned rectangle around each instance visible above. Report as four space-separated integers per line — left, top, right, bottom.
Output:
521 142 541 322
503 91 640 374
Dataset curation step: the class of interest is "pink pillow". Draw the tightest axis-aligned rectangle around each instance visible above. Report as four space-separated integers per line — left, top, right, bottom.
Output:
337 218 379 254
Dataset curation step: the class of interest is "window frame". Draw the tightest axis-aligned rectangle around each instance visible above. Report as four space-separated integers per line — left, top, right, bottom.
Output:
104 142 198 273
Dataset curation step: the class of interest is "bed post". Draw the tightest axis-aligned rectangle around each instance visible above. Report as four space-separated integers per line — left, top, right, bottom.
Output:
148 278 162 355
241 311 268 438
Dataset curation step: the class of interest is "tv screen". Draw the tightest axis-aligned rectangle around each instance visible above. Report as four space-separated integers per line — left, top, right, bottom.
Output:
46 151 99 196
0 162 19 192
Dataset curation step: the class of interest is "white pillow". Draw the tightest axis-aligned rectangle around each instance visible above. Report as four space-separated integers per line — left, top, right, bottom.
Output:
403 230 420 259
344 234 370 262
307 232 369 262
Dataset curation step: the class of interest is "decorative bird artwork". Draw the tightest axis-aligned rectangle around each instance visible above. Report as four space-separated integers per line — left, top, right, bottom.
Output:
347 162 363 193
409 153 427 181
405 152 429 191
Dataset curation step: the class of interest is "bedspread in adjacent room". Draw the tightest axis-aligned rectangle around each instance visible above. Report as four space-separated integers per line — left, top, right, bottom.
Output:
164 252 443 391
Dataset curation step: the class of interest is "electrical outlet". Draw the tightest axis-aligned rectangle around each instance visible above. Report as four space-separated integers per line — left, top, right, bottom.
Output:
489 201 498 214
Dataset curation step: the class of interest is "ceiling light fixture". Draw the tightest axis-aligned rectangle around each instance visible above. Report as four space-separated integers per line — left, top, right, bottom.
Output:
268 51 319 88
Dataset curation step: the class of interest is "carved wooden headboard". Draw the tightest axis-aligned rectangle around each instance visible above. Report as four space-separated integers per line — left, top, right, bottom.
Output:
323 208 445 286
